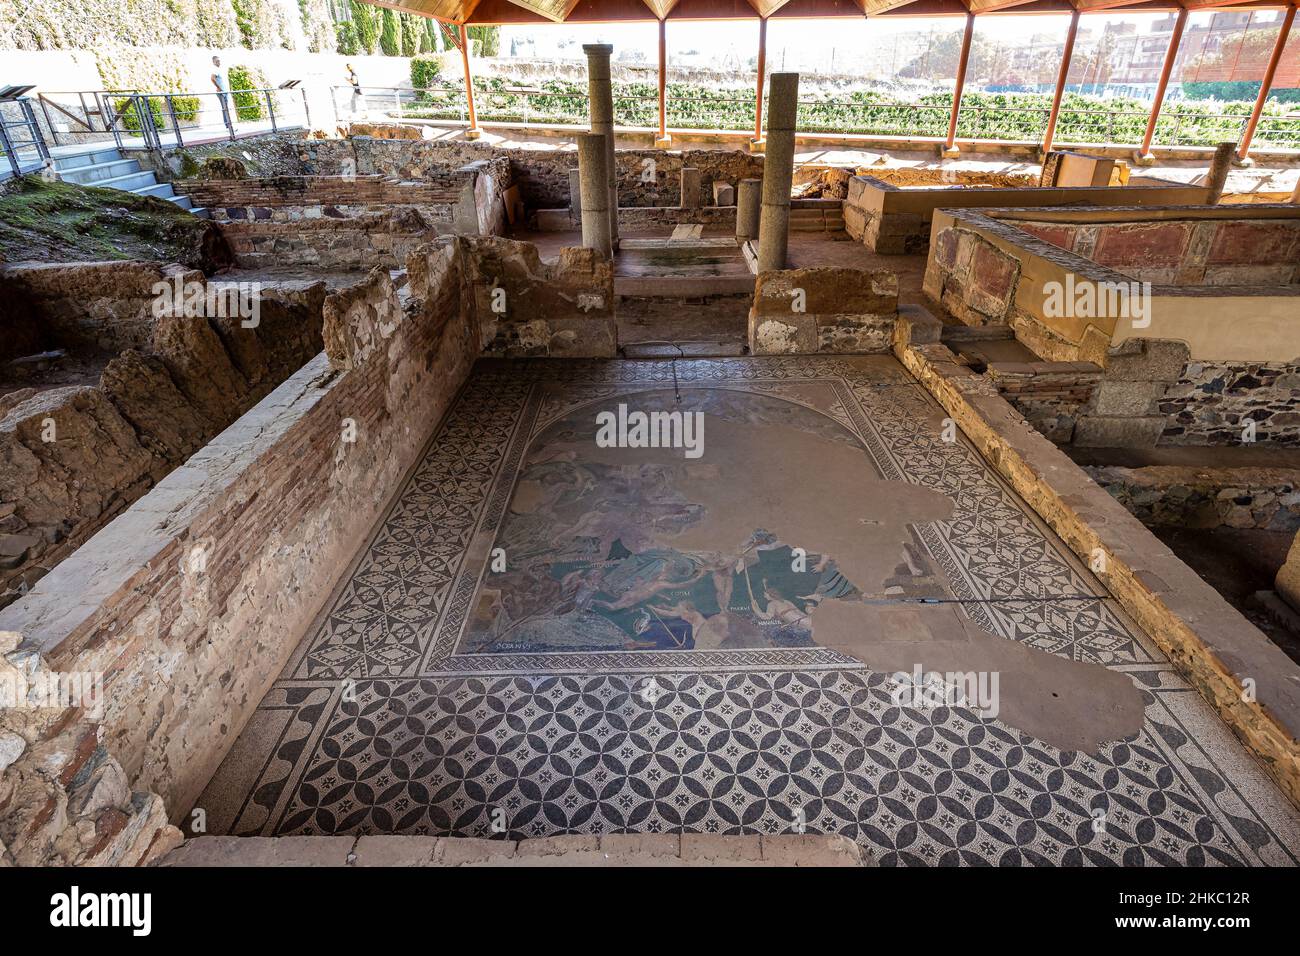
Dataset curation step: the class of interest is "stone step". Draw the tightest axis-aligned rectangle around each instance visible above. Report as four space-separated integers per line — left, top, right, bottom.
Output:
53 147 123 171
58 158 141 185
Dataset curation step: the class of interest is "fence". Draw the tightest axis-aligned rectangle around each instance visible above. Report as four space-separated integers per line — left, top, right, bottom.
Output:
30 87 312 153
334 83 1300 151
0 98 51 178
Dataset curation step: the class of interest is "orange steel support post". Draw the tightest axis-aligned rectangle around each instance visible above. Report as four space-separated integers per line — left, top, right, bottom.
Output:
1042 10 1081 154
657 18 669 146
1238 3 1296 161
1138 7 1188 159
754 17 768 146
945 12 975 155
459 23 480 138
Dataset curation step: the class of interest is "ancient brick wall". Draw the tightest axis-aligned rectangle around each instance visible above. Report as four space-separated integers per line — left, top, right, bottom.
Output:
181 174 463 211
984 361 1102 444
218 209 454 270
0 236 612 861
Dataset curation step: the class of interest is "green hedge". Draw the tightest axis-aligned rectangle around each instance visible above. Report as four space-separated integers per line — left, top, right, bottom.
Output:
409 55 442 90
397 76 1300 149
114 95 201 132
228 65 269 121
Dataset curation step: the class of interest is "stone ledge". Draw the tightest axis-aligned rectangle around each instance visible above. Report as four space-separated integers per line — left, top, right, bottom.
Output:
159 833 872 867
894 307 1300 810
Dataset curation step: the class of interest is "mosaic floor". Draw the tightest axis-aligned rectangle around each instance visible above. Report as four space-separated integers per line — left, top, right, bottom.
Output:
199 355 1300 865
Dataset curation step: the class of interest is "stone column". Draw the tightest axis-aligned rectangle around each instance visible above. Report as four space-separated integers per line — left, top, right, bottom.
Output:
736 178 761 241
757 72 798 272
584 44 619 249
1204 141 1234 205
577 133 612 257
568 167 582 222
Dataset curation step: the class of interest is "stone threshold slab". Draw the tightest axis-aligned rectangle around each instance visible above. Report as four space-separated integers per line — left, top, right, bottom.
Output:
159 834 871 867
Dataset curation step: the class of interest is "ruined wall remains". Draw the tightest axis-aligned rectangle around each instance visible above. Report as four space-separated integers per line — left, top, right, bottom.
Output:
984 361 1102 444
1016 216 1300 287
0 262 324 609
466 237 616 358
925 208 1300 448
1160 361 1300 446
848 172 1207 254
197 160 511 270
303 136 762 213
1085 464 1300 532
0 629 181 866
218 209 450 271
0 236 610 856
749 268 898 355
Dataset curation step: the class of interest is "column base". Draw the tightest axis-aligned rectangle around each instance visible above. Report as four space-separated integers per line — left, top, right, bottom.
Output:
654 135 672 148
940 145 960 159
1235 153 1255 168
464 127 482 141
1132 151 1156 167
749 138 766 153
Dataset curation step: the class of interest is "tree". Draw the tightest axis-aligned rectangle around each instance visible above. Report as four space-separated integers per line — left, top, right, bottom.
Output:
467 25 499 57
400 13 420 57
351 1 378 55
379 8 400 56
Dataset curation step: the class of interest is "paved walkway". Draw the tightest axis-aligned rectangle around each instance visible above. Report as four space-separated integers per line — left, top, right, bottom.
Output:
199 355 1300 865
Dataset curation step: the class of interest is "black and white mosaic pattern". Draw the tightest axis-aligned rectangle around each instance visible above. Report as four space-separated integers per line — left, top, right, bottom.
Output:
201 357 1300 865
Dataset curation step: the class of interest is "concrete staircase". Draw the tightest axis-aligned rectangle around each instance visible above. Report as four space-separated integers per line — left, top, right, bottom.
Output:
53 147 205 217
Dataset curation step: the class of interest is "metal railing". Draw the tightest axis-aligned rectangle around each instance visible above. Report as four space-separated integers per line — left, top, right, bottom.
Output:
0 98 51 178
106 87 311 150
332 83 1300 152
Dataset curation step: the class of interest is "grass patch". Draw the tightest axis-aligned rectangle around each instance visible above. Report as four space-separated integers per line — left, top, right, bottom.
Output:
0 176 212 265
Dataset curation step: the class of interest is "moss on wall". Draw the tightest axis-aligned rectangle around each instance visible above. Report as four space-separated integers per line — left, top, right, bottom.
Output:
0 177 230 270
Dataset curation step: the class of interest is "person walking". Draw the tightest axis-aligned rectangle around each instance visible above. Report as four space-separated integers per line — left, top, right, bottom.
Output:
211 55 232 132
346 63 366 118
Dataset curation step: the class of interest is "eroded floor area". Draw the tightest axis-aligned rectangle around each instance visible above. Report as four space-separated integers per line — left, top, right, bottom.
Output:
199 355 1300 865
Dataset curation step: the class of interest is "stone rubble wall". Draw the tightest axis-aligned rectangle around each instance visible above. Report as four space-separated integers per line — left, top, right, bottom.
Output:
0 262 325 610
466 237 616 358
1084 464 1300 532
303 135 763 214
1160 360 1300 446
749 267 898 355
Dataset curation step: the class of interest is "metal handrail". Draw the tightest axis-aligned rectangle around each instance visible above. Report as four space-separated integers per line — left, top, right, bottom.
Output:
0 99 52 177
